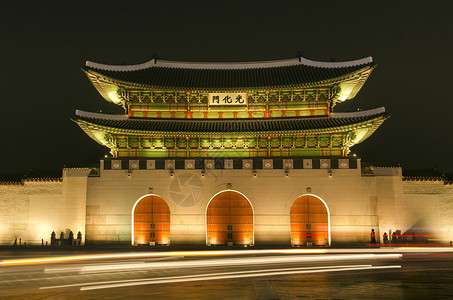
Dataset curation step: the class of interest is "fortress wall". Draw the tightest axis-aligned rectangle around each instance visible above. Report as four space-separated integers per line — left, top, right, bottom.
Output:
0 182 63 245
401 181 453 243
86 166 383 246
0 169 89 245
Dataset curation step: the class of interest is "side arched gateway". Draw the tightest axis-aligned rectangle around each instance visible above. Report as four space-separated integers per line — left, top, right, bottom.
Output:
206 191 254 246
132 195 170 245
290 194 330 246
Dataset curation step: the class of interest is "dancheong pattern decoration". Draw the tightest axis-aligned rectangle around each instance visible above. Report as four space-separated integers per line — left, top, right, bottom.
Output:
74 56 389 158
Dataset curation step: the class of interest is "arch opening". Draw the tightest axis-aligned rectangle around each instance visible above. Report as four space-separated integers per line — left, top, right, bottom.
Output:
290 194 330 247
206 191 254 246
132 195 170 245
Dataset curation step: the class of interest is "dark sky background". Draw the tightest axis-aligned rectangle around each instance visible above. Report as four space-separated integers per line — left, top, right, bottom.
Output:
1 1 452 173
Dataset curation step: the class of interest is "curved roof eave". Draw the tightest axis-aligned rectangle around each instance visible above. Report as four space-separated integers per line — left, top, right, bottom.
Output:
85 64 374 92
73 107 388 137
75 116 387 139
85 56 373 71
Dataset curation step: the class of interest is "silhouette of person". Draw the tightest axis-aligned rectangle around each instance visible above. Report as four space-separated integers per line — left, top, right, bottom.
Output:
77 231 82 245
51 231 56 246
370 229 376 244
68 231 74 246
383 232 389 244
392 231 397 243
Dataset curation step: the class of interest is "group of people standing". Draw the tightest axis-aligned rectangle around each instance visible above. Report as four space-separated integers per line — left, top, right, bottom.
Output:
370 229 415 244
50 230 82 246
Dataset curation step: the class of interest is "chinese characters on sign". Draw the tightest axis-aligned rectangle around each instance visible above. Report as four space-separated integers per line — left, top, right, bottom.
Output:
208 93 248 106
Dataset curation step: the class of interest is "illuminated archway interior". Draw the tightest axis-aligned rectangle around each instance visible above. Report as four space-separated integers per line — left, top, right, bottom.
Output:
133 195 170 245
207 191 253 245
290 195 329 246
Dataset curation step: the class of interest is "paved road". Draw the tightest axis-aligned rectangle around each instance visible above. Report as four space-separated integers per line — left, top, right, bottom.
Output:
0 248 452 299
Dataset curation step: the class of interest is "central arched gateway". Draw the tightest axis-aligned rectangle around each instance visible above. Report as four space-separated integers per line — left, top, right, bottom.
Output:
132 195 170 246
290 194 330 246
206 191 254 246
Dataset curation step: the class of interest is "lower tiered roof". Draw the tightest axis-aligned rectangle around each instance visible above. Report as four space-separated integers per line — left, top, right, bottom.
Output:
73 107 388 158
74 108 388 134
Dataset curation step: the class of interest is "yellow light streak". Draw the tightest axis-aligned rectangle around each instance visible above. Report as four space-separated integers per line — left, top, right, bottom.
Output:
4 247 453 267
1 249 326 266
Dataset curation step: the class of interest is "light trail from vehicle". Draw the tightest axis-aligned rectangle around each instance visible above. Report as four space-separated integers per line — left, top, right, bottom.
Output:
40 264 374 290
2 247 451 266
40 253 402 274
0 249 326 266
78 265 402 291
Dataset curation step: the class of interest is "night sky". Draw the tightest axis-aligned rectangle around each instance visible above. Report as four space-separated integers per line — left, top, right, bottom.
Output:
1 1 452 173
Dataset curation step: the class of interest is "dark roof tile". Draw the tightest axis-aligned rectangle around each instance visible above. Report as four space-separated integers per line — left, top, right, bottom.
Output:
85 62 374 89
75 112 388 134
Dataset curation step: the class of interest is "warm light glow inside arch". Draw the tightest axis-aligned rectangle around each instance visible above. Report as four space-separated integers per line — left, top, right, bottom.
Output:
290 194 330 246
131 194 170 245
206 190 254 246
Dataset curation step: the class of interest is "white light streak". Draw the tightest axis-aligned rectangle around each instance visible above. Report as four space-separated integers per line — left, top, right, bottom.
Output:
40 264 376 290
79 265 402 291
77 254 401 274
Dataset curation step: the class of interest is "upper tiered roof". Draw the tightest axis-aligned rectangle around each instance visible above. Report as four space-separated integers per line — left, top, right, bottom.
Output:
84 57 374 90
84 57 375 107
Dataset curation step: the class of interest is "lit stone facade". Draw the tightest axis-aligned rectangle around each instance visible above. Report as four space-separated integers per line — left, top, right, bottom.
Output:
1 163 452 246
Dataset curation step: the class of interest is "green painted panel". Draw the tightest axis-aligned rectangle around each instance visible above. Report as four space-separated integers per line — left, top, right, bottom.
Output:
285 111 297 117
132 112 144 118
237 112 249 118
270 111 283 117
252 112 264 118
208 150 250 157
161 112 171 118
174 112 185 118
207 112 219 118
147 112 158 118
290 148 322 156
192 112 204 118
222 112 234 118
137 149 169 157
299 110 311 117
314 110 326 116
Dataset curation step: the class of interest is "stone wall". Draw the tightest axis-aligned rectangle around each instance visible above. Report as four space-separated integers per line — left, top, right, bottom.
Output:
2 164 451 246
86 164 386 246
402 180 453 243
0 168 89 245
